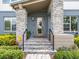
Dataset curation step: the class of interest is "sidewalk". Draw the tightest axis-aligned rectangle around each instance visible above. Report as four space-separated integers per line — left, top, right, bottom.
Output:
25 54 51 59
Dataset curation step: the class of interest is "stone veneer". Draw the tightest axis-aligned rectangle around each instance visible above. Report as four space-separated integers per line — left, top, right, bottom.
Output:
50 0 74 49
54 34 74 49
51 0 63 34
16 9 27 43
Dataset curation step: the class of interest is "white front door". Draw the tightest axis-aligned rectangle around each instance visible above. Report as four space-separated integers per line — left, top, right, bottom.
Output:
36 17 44 36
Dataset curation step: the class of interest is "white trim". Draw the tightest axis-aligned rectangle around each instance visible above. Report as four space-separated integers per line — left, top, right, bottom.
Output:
70 16 71 31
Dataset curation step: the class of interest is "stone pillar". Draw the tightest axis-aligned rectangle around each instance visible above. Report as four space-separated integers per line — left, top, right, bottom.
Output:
51 0 74 49
51 0 64 34
16 9 27 43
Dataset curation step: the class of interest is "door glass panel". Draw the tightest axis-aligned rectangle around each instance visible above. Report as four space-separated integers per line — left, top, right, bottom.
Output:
37 17 43 34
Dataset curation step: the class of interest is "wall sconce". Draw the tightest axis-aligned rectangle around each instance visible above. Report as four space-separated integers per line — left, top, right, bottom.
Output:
31 17 34 21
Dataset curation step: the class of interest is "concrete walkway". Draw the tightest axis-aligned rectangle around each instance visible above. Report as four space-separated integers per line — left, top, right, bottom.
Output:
26 54 51 59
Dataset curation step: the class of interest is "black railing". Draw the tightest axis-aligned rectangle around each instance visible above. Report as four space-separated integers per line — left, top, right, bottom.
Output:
22 29 27 51
49 29 54 50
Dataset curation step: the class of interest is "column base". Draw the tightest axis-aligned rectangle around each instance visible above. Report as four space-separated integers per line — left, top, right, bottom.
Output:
54 34 74 49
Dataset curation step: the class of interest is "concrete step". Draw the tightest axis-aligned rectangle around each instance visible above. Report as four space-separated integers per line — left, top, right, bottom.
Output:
24 46 52 49
23 49 56 54
23 38 54 54
26 39 49 42
24 42 52 45
25 41 49 43
24 47 53 50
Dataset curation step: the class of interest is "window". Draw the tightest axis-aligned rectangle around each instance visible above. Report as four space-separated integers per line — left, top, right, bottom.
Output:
11 0 16 1
3 0 16 4
3 0 10 4
11 0 17 2
4 17 16 32
64 16 78 32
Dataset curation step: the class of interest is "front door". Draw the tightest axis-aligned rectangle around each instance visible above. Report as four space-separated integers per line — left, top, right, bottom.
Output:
36 17 44 37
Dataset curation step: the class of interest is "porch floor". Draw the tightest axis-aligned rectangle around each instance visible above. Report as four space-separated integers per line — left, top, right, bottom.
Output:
23 38 56 54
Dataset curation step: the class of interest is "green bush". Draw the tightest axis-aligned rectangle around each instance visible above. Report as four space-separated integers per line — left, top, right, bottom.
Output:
74 35 79 48
26 31 31 39
0 49 23 59
54 51 63 59
0 34 16 46
0 46 23 59
55 50 79 59
0 46 19 50
0 32 31 45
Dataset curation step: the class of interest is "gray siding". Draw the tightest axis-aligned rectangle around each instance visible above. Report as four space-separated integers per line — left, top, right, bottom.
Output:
27 12 48 37
0 11 16 34
64 10 79 16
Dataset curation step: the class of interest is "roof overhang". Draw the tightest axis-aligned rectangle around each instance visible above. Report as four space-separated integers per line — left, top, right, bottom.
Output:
11 0 51 13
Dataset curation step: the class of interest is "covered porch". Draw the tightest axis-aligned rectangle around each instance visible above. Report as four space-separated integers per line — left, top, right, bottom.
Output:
11 0 74 53
11 0 51 38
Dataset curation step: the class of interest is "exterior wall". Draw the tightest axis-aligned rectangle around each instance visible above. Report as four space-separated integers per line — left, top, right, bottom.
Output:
64 10 79 34
27 12 48 37
64 10 79 16
64 1 79 10
0 10 79 35
0 11 16 34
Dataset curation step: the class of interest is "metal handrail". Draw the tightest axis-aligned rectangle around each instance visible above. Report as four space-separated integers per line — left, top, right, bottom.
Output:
49 29 54 50
22 29 27 51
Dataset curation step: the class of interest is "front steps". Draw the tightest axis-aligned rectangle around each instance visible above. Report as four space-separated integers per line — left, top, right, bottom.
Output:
23 38 56 54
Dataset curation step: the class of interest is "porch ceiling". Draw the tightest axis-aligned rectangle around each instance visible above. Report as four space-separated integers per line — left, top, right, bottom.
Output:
11 0 51 13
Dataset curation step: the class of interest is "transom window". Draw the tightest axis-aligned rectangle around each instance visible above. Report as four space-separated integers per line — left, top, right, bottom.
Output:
3 0 16 4
64 16 78 32
4 17 16 32
3 0 10 4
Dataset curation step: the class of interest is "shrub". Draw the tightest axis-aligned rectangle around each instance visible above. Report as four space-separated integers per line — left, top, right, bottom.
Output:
0 46 19 50
74 35 79 48
0 34 16 46
0 33 31 45
0 49 24 59
26 31 31 39
54 51 63 59
9 39 17 45
54 50 79 59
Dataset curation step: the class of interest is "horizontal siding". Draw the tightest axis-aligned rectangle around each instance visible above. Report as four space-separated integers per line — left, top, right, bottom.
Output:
64 10 79 16
0 11 16 34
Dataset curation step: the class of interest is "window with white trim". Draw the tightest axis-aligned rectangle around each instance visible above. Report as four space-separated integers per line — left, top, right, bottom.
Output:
64 16 78 32
4 17 16 32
